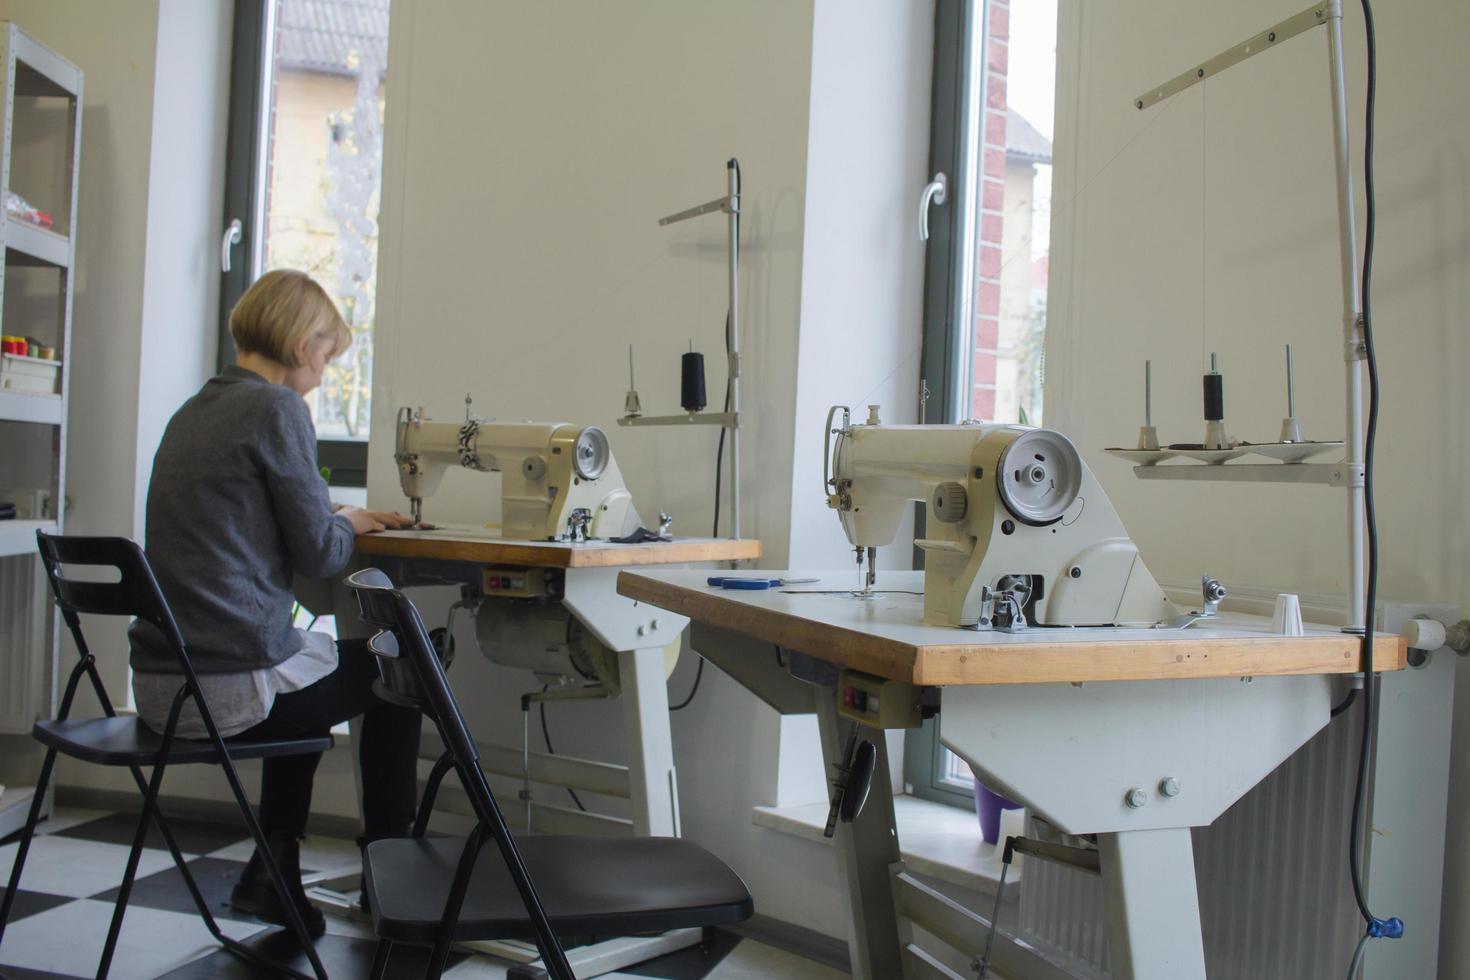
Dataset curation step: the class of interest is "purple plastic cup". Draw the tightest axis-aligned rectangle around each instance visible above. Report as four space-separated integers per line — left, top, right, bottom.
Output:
972 775 1023 845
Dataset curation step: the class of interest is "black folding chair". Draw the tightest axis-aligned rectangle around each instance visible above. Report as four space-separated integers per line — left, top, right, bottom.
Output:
0 532 332 980
345 568 753 980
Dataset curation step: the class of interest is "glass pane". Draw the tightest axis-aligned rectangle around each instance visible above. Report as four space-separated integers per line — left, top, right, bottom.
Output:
941 746 976 788
969 0 1057 426
263 0 391 440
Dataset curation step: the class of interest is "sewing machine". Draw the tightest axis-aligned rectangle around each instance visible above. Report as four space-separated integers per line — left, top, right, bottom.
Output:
825 404 1177 629
391 404 679 694
605 406 1415 979
395 405 640 541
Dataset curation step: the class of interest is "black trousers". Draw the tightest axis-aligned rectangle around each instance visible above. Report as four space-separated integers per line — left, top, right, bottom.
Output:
233 638 421 842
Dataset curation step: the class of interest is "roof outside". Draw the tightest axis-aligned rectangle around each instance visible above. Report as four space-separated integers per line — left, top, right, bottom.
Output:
277 0 390 78
1006 107 1053 166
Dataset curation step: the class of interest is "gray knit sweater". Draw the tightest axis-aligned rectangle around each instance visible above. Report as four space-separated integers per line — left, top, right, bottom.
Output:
128 366 355 675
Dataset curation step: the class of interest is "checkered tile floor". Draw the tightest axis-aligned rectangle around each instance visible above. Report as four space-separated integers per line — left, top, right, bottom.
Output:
0 808 846 979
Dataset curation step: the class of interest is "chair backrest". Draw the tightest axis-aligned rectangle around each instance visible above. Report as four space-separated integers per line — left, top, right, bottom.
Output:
36 531 190 662
346 568 481 772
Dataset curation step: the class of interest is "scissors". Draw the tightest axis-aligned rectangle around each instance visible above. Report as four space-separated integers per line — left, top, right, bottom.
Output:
706 576 820 590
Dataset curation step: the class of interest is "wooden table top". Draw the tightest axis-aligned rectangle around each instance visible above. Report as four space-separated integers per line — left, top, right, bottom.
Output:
617 569 1407 686
355 524 761 568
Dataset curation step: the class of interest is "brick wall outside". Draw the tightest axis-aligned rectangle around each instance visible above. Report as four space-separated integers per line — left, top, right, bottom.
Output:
972 0 1009 419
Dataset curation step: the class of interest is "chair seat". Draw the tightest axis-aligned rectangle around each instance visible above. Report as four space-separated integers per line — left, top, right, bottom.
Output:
364 835 753 945
33 716 333 766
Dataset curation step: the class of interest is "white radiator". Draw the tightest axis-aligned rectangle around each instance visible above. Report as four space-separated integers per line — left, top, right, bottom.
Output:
1017 711 1364 978
0 553 47 734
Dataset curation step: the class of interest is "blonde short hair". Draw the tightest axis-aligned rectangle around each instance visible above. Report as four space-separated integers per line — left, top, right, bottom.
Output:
229 269 350 367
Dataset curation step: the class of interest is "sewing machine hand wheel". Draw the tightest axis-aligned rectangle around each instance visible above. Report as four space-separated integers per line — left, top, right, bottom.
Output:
825 734 878 838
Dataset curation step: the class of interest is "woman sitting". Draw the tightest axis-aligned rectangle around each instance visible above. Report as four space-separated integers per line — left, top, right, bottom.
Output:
128 269 420 936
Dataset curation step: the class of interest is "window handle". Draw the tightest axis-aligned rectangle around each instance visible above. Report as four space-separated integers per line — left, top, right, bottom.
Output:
919 173 947 241
221 218 243 273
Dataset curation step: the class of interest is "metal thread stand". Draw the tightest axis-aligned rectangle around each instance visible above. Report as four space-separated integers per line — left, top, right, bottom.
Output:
1130 1 1367 630
619 159 743 541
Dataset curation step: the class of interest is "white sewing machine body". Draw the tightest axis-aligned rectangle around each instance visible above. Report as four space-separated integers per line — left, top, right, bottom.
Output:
392 406 677 690
395 406 640 541
826 406 1176 628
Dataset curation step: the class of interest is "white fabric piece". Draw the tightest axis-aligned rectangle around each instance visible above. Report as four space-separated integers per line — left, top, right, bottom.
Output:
132 629 339 738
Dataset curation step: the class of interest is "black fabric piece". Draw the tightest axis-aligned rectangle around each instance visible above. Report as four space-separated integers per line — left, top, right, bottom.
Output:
608 527 672 544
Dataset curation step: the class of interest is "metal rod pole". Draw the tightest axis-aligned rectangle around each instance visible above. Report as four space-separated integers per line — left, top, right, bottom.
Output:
1145 360 1153 427
1285 343 1296 417
1326 5 1366 630
727 159 741 541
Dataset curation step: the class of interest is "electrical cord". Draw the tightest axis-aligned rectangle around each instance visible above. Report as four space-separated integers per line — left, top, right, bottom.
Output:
1347 932 1372 980
537 686 587 812
1330 686 1358 718
711 308 734 539
1345 0 1402 955
670 659 703 711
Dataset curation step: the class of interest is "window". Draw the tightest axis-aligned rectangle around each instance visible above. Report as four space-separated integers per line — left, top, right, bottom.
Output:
221 0 391 482
908 0 1059 807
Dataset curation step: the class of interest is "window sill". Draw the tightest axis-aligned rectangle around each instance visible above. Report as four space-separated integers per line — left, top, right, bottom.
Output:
752 795 1021 900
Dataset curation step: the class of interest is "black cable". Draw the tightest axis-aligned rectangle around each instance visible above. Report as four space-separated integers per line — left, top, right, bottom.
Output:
1330 686 1358 718
670 658 704 712
537 687 587 812
1346 0 1399 944
711 309 733 539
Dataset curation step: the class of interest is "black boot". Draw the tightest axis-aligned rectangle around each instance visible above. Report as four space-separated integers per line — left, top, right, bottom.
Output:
230 832 326 939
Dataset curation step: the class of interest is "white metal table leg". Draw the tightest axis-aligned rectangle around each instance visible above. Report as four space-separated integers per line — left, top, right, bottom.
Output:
618 645 679 837
1098 827 1208 980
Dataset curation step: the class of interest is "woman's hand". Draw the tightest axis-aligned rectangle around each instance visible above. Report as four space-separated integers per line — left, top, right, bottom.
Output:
340 507 420 535
365 510 419 529
339 506 386 535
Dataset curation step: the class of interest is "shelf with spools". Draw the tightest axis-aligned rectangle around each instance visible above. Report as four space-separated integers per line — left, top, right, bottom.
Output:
1105 349 1354 487
0 22 74 433
0 21 81 839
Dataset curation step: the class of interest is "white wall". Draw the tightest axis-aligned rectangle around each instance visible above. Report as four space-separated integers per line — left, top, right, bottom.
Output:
371 0 934 939
134 0 229 534
368 1 816 554
787 0 933 571
1045 1 1469 975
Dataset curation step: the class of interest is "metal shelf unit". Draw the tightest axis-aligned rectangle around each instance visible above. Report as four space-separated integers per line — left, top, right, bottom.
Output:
0 21 81 832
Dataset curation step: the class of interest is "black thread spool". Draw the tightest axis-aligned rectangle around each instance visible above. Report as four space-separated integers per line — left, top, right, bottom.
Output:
681 350 707 413
1203 371 1224 421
